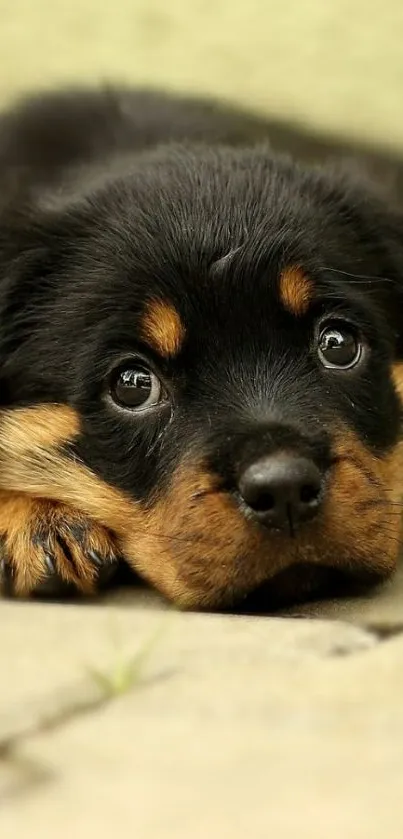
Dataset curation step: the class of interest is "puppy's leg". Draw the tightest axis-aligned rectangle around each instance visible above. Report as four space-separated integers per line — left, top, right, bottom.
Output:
0 493 119 597
0 405 126 598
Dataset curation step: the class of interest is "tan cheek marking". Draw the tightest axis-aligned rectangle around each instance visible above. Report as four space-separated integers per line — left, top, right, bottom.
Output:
141 299 185 357
121 438 403 608
391 361 403 401
379 438 403 505
109 434 403 603
279 267 313 316
124 469 261 607
315 428 403 578
0 406 401 608
129 430 403 606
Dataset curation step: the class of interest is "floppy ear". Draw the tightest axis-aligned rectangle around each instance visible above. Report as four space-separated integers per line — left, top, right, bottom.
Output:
0 195 90 383
0 186 90 287
370 202 403 359
0 203 64 315
372 203 403 402
332 168 403 359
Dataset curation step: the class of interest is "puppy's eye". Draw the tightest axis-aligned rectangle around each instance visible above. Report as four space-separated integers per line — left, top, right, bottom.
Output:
317 322 363 369
110 364 165 410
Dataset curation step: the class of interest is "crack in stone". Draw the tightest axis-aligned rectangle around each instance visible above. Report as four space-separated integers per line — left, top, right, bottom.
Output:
0 626 168 804
0 748 55 803
0 679 113 803
1 619 402 803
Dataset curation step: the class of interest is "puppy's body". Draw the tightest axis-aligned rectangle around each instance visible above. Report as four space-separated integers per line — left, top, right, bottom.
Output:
1 87 403 607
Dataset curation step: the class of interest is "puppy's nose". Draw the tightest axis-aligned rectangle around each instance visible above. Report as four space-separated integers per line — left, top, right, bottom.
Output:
238 454 323 532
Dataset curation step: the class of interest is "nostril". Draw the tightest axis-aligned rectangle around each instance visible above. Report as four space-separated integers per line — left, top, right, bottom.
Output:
250 492 275 513
299 483 321 505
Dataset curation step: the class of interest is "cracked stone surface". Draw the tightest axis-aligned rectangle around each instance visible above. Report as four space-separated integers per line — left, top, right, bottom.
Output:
1 565 403 838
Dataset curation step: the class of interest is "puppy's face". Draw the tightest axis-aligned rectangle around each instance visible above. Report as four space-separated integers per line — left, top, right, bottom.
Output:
4 146 403 608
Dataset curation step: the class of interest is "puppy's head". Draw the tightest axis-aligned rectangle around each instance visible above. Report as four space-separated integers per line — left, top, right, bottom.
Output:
3 144 403 608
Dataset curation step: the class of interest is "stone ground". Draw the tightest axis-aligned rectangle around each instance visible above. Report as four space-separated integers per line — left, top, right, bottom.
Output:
1 566 403 838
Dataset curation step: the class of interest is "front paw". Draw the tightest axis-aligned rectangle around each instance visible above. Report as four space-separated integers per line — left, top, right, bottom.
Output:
0 494 119 597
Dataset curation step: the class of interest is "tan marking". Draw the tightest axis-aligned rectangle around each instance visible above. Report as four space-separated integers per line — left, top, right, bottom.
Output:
392 362 403 401
0 405 401 607
141 299 185 357
314 430 403 578
0 494 116 596
119 428 403 606
279 267 313 316
0 404 80 450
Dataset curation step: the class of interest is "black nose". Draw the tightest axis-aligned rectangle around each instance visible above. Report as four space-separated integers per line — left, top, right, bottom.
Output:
238 454 323 533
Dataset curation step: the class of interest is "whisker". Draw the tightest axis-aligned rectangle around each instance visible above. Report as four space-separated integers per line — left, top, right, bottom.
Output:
319 266 395 285
366 533 402 547
189 487 226 501
127 528 212 547
359 497 403 510
330 452 383 492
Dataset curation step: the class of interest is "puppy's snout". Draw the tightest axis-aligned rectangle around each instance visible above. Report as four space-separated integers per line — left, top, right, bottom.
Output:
238 454 323 532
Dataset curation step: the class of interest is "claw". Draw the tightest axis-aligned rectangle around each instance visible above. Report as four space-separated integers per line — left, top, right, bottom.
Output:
87 549 120 586
87 549 104 568
0 538 12 595
43 553 56 575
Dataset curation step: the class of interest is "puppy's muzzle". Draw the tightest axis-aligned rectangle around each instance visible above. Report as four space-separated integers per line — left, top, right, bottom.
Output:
237 453 323 533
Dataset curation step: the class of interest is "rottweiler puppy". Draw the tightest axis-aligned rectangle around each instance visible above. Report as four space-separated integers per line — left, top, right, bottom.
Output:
0 86 403 609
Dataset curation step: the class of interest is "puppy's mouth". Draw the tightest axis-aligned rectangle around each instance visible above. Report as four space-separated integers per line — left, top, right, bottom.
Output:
119 434 403 611
181 541 388 613
125 495 401 612
236 562 386 614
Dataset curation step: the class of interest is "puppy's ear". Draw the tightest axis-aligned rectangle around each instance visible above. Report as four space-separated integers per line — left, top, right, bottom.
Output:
370 203 403 359
0 197 87 362
330 167 403 359
0 190 87 284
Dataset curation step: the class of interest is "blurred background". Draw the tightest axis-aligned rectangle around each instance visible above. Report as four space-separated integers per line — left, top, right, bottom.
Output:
1 0 403 153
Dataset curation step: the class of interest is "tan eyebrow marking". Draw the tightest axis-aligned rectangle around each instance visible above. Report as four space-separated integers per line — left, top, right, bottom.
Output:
141 299 185 357
279 267 313 316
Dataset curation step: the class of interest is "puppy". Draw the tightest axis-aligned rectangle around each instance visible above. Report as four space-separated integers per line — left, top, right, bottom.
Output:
0 86 403 609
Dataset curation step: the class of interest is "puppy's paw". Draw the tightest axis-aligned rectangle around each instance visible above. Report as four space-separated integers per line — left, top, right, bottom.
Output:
0 493 119 597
